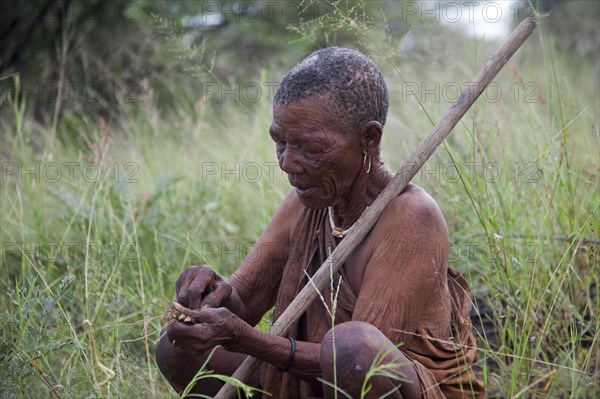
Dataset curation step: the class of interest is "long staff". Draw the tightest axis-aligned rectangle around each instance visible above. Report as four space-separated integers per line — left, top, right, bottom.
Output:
214 15 537 399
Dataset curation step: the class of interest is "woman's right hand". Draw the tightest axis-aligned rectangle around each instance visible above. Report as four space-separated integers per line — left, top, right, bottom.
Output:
175 265 233 310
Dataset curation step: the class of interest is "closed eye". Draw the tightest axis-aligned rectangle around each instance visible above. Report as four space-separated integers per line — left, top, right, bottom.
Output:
303 143 323 154
269 126 282 141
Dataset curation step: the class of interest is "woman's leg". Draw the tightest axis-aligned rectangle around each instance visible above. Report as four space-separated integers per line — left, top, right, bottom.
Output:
320 321 423 399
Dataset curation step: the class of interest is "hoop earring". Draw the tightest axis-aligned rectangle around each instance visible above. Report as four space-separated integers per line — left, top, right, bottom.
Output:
363 152 371 174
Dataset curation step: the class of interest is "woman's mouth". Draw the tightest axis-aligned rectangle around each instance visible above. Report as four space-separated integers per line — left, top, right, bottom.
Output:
295 186 315 197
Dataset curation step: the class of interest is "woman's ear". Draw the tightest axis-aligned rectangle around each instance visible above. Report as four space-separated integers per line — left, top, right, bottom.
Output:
360 121 383 156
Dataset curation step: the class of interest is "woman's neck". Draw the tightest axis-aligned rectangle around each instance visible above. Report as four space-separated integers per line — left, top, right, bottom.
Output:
331 161 392 230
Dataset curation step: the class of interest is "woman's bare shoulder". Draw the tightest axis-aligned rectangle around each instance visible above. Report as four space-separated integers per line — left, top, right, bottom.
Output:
373 183 448 239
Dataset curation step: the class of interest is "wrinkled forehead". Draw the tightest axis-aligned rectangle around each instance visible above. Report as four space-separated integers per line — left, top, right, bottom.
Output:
272 96 335 127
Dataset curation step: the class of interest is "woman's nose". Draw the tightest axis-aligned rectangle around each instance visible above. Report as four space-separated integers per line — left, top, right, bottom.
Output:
278 148 304 174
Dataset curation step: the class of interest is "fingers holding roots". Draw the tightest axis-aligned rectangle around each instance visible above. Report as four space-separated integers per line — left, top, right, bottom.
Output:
170 303 196 325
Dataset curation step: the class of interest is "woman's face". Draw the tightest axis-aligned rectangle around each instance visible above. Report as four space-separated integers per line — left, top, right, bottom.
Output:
270 98 364 209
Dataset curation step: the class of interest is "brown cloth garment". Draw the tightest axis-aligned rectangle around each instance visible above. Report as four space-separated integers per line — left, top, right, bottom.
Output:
258 207 485 399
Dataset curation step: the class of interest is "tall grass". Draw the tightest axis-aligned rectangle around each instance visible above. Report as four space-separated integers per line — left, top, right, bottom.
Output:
1 2 598 398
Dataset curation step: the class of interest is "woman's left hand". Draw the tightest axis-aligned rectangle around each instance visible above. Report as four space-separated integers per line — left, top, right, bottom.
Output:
167 302 248 353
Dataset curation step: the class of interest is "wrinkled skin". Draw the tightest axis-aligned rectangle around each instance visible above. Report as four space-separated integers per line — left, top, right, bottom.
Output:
155 97 454 398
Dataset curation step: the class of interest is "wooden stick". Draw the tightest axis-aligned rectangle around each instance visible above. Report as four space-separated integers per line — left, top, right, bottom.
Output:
215 15 537 399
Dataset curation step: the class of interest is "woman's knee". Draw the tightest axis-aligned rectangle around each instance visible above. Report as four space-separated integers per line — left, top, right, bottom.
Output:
320 322 422 399
320 321 384 374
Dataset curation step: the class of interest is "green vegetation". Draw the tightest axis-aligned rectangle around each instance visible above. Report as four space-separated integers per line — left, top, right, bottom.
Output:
1 1 598 398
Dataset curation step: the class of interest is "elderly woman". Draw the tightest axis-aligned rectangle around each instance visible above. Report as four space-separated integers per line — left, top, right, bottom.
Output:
156 47 484 399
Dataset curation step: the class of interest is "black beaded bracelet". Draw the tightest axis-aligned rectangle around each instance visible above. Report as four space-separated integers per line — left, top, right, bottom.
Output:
278 337 296 373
